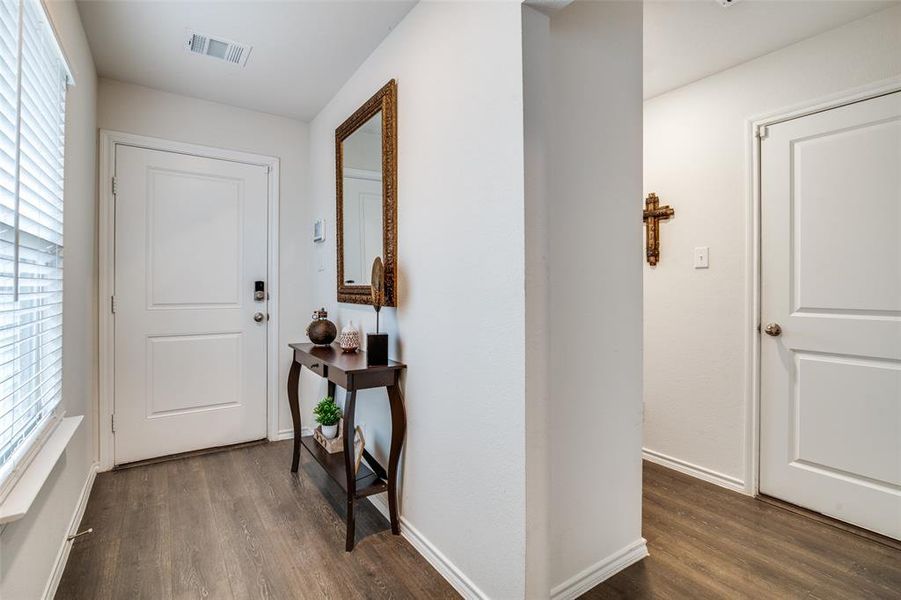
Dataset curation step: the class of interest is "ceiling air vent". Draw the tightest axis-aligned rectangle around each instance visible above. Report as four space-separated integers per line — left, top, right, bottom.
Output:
185 29 252 67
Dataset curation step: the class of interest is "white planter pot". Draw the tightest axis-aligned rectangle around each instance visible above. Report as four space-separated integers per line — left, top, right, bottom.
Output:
321 424 338 439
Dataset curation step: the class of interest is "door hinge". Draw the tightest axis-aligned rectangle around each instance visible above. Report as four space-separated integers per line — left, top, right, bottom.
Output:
111 413 116 433
757 125 768 140
111 176 118 196
110 295 117 314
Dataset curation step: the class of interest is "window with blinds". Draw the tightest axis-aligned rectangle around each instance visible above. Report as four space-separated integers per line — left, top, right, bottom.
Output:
0 0 70 497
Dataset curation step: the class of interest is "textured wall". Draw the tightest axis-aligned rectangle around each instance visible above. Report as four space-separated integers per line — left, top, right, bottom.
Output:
546 1 645 592
307 2 527 596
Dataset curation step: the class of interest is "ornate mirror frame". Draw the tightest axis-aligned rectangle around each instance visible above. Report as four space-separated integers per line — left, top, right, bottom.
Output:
335 79 398 306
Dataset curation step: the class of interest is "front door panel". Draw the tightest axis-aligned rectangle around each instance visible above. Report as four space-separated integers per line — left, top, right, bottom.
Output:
114 145 268 464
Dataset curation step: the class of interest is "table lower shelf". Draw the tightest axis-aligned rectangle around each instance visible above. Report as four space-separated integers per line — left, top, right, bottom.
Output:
300 435 387 498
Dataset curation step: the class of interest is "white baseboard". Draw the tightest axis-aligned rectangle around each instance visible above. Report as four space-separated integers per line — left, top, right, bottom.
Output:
273 427 314 442
550 538 648 600
642 448 748 494
42 461 99 600
367 495 489 599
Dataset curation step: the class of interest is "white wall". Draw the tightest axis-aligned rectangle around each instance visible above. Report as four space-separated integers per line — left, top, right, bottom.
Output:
0 1 98 598
96 78 311 436
522 6 551 597
307 2 527 597
542 2 645 595
643 5 901 489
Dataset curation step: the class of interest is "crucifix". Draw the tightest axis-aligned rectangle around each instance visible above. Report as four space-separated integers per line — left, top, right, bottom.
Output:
643 193 674 266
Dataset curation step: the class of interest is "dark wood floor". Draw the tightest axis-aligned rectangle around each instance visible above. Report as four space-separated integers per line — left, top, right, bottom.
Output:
56 440 458 600
585 461 901 599
58 445 901 600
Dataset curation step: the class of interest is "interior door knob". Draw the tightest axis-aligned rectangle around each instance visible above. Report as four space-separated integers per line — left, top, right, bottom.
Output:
253 312 265 323
764 323 782 337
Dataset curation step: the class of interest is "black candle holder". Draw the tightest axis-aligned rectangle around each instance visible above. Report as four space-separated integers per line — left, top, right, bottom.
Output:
367 333 388 366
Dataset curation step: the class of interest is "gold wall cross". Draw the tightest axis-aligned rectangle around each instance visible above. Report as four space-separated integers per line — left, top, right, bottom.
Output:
643 193 674 266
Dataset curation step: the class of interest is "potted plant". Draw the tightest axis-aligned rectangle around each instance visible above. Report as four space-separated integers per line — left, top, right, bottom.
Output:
313 396 342 439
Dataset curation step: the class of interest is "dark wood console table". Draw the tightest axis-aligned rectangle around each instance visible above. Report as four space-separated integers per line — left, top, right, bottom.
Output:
287 342 406 551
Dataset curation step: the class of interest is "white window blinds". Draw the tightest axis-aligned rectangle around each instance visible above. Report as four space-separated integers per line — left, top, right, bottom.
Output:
0 0 69 495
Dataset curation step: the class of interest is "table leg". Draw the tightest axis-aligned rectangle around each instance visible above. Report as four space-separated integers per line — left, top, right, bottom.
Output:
343 389 357 551
288 360 302 473
386 384 407 535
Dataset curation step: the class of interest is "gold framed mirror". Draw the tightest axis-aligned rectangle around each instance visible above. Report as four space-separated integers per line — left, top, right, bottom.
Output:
336 79 397 306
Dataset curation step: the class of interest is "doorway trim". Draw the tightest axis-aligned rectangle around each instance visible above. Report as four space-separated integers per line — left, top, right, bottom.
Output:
98 129 281 471
744 76 901 496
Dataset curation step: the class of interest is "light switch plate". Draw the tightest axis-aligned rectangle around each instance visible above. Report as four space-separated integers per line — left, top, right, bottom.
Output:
694 246 709 269
313 219 326 243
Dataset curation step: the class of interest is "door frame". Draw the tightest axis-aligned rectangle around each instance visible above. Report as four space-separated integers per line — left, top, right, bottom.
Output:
744 76 901 496
98 129 281 471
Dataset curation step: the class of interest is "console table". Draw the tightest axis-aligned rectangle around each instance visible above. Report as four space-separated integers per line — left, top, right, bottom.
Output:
287 342 407 551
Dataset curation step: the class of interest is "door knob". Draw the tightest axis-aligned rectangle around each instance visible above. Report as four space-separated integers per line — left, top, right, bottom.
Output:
764 322 782 337
253 312 265 323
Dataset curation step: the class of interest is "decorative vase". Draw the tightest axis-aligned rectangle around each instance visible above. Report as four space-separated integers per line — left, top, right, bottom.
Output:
321 423 338 439
339 321 360 353
306 307 336 346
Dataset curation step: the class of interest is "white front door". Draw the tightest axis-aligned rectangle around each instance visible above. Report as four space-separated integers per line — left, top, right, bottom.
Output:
760 91 901 539
113 145 269 464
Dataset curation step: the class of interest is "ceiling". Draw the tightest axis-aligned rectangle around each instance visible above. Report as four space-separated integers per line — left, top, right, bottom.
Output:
644 0 898 99
76 0 416 121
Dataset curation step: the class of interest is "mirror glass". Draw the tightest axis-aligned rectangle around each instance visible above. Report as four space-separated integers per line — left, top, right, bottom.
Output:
340 111 383 287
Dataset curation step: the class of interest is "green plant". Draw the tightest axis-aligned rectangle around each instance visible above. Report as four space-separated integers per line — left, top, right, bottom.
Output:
313 396 342 426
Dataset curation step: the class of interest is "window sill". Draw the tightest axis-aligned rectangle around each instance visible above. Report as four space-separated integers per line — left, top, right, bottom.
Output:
0 416 83 525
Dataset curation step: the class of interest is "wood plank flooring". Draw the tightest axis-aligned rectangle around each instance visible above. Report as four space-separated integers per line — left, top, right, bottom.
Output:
58 447 901 599
585 461 901 599
56 440 458 600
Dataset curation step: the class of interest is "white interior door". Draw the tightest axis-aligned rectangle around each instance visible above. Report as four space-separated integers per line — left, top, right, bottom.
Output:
113 145 269 464
760 91 901 539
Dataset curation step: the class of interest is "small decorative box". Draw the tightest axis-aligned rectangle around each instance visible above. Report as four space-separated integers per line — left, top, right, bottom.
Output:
313 419 344 454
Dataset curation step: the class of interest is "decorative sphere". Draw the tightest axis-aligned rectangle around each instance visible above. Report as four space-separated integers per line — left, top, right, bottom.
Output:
307 318 337 345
